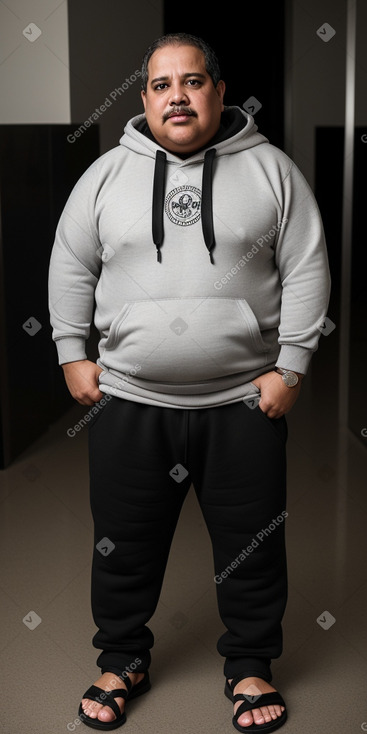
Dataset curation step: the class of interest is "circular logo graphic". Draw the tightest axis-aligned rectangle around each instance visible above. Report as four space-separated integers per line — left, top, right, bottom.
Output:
165 185 201 226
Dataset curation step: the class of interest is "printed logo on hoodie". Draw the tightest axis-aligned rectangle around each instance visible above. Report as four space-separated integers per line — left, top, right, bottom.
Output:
165 185 201 226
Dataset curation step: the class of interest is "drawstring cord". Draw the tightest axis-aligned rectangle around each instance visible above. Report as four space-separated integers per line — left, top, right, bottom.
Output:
151 147 217 264
201 148 216 263
152 150 166 262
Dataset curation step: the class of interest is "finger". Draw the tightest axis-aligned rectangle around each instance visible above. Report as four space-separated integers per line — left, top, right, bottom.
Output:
258 401 273 416
75 390 102 406
77 396 96 406
267 410 283 419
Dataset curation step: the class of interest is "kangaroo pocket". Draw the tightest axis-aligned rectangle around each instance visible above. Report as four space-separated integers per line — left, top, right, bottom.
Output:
100 297 273 382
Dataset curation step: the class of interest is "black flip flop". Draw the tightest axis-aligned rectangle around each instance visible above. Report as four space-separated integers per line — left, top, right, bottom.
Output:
224 675 287 732
78 671 151 730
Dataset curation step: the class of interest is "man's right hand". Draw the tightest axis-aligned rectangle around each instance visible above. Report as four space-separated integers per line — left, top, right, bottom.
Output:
62 360 104 406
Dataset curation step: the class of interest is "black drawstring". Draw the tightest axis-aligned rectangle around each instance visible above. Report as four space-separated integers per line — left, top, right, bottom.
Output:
201 148 216 264
151 147 216 264
152 150 166 262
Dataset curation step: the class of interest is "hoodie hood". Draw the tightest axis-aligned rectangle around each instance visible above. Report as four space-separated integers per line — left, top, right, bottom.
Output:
119 106 269 264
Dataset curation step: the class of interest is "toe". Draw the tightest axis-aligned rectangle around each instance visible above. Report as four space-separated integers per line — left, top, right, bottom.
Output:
98 705 116 722
252 708 266 725
237 708 267 727
80 700 120 723
237 710 256 727
267 704 278 720
258 706 272 723
81 699 102 719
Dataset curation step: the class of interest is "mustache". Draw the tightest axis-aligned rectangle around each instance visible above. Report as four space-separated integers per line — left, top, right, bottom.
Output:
163 106 197 122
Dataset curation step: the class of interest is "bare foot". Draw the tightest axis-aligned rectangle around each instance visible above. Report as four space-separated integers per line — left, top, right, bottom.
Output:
227 676 285 728
81 671 145 723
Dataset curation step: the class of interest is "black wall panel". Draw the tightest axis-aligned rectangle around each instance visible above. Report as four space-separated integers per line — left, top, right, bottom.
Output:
0 125 99 468
163 1 285 150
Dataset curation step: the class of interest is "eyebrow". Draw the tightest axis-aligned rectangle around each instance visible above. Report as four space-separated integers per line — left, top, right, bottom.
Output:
150 72 206 86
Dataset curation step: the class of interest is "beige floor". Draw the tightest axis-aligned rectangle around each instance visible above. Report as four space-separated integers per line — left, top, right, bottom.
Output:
1 372 367 734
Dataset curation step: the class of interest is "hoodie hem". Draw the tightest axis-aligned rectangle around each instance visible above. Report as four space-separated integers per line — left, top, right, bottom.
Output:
97 368 276 409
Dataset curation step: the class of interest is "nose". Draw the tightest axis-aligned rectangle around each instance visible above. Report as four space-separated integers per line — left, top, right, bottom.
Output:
169 82 189 106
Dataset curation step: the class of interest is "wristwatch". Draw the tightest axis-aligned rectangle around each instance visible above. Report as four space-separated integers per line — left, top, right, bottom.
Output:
275 368 300 387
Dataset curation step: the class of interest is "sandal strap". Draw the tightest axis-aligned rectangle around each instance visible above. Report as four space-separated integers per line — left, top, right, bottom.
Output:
114 674 132 692
234 691 286 716
101 672 133 692
82 684 128 720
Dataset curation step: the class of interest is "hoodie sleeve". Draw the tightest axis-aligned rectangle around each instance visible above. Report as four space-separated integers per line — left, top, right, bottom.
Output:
273 159 331 375
48 163 102 365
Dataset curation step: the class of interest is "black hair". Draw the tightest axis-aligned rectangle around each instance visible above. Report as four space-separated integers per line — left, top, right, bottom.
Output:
141 32 221 92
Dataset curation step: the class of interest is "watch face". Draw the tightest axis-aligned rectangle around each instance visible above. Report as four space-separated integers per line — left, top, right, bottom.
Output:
283 372 298 387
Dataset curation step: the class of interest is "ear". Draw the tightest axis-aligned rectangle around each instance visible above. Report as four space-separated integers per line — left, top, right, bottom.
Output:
141 90 147 111
216 80 226 110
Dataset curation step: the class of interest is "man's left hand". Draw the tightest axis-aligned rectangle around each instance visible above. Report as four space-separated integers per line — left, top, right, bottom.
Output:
251 371 303 419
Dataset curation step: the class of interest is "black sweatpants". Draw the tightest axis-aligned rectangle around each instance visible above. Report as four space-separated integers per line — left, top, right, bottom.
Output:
88 395 288 683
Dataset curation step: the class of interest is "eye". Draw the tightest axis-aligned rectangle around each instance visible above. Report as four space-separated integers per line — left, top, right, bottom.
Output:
187 79 201 86
154 83 168 91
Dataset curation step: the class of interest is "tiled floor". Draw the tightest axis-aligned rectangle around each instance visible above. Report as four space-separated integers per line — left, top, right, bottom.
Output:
1 365 367 734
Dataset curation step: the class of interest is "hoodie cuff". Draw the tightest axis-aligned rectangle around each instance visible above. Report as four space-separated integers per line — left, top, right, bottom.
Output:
275 344 315 376
55 337 87 366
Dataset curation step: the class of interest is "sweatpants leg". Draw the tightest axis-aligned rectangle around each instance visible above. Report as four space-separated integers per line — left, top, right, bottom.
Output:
88 396 191 676
188 400 288 683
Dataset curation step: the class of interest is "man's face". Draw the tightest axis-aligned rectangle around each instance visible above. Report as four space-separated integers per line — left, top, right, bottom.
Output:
141 44 225 155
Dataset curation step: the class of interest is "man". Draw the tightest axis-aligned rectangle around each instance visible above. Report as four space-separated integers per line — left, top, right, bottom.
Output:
49 33 330 732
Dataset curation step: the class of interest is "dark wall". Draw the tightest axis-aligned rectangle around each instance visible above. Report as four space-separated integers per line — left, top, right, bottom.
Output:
67 0 163 154
315 127 367 444
164 1 285 150
0 125 99 468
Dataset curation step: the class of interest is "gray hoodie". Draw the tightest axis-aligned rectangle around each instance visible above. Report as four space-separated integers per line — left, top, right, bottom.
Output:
48 106 331 408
